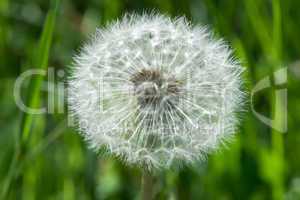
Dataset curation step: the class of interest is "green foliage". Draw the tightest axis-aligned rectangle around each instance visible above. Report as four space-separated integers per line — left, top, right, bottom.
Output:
0 0 299 199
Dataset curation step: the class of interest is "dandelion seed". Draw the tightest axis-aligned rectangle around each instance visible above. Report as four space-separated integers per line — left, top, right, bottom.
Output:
68 13 245 170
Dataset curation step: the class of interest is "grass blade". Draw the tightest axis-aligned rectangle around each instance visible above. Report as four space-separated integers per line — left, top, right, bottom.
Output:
1 1 59 198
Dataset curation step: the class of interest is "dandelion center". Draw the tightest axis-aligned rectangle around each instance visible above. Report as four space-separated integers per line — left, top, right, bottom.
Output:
130 69 181 107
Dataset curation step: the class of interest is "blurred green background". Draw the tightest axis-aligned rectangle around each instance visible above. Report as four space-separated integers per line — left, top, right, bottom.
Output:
0 0 300 199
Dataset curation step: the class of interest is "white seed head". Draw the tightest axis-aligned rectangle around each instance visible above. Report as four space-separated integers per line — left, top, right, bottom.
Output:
68 13 245 170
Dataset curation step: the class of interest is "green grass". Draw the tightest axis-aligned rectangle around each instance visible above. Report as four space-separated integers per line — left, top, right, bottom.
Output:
1 1 59 198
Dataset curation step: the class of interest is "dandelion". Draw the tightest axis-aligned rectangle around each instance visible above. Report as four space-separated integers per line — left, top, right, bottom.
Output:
68 13 245 171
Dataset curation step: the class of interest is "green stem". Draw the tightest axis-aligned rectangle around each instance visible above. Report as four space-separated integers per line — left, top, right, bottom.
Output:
142 170 155 200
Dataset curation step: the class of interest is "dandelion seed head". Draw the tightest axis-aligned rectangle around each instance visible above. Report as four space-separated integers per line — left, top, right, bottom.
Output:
68 13 245 170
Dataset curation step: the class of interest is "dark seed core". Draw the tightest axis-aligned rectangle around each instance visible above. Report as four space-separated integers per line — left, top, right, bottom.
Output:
130 69 181 107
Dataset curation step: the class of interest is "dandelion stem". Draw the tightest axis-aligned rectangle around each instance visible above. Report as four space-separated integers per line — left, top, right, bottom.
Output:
141 170 155 200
